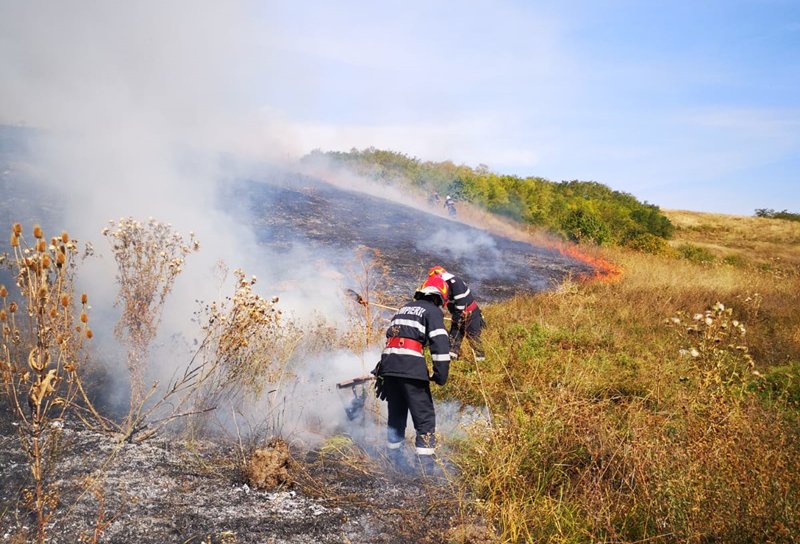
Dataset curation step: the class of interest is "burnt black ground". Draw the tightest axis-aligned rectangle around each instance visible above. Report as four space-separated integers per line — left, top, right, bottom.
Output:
241 176 593 301
1 125 592 301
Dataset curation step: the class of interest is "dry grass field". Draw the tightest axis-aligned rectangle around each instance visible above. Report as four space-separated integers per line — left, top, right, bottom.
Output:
664 209 800 271
445 210 800 542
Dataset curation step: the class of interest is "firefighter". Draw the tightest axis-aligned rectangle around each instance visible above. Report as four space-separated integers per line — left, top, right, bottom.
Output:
444 195 457 217
374 274 450 473
428 266 486 362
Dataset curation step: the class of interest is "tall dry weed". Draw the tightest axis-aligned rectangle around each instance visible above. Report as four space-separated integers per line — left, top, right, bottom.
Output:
187 268 301 434
102 217 198 414
340 245 393 354
1 223 94 543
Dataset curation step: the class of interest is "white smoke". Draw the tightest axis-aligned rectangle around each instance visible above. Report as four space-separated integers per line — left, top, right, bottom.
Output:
0 2 356 417
0 2 491 449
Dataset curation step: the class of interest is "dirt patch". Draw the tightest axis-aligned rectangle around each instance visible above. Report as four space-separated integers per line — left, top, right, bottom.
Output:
244 439 294 491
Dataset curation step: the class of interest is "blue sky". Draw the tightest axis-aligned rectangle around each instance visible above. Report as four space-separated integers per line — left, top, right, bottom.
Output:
248 0 800 214
1 1 797 215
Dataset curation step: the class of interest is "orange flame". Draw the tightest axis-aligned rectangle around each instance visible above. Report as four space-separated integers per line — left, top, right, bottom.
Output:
550 242 623 283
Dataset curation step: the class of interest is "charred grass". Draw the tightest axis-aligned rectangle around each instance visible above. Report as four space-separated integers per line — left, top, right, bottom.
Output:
447 244 800 542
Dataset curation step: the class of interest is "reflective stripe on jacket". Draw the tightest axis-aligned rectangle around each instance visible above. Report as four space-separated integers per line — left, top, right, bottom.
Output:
445 275 477 317
378 299 450 384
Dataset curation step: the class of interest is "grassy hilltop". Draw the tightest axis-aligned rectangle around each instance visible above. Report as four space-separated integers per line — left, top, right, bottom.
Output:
445 209 800 542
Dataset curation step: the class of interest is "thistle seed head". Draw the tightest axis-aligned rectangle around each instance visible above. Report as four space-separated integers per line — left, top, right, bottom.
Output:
61 231 69 243
0 285 6 298
86 328 93 339
0 310 6 321
10 233 19 248
56 252 65 267
9 302 17 313
12 223 22 235
81 293 88 304
42 254 51 269
33 225 43 239
60 294 69 307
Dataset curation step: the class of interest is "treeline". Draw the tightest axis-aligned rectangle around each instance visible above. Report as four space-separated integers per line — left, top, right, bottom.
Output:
305 148 674 248
755 208 800 222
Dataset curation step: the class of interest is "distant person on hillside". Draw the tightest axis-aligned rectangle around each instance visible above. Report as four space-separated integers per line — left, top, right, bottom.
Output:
444 195 457 217
427 266 485 361
428 190 441 207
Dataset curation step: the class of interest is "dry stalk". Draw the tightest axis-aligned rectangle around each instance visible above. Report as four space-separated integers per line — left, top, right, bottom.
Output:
341 246 392 354
186 268 300 435
0 223 95 544
102 217 198 421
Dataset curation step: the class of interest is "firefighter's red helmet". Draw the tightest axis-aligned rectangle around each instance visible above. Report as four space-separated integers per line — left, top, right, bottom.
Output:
428 265 454 281
414 274 449 306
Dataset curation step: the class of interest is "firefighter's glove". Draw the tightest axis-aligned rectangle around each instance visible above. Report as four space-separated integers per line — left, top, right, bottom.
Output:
430 371 445 386
374 376 386 401
371 361 386 400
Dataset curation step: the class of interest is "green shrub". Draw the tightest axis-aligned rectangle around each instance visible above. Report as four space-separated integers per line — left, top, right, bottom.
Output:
722 254 747 267
562 206 611 245
306 148 675 247
624 232 670 254
677 243 715 264
755 208 800 222
754 362 800 406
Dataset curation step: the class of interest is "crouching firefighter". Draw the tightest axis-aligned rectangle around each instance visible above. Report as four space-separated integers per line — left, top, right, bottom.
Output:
428 266 486 362
372 275 450 473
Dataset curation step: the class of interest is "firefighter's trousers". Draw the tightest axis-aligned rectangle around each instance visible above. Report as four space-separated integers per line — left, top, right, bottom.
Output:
450 308 486 360
383 376 436 454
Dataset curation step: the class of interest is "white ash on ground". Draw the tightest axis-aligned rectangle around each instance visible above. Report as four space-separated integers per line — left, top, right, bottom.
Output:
0 416 481 543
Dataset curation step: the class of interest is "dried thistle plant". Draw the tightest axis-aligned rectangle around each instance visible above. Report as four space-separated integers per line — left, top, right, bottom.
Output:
188 269 301 432
670 301 754 387
1 223 94 544
102 217 198 416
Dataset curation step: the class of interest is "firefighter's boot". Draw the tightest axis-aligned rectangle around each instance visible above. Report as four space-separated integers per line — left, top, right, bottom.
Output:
387 447 411 473
416 453 437 476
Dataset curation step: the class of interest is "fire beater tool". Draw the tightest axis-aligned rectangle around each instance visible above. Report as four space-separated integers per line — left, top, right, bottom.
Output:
345 288 400 313
345 288 451 321
336 374 376 421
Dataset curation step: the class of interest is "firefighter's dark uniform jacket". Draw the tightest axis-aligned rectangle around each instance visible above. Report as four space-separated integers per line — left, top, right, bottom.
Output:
445 275 475 318
378 299 450 384
443 273 486 359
